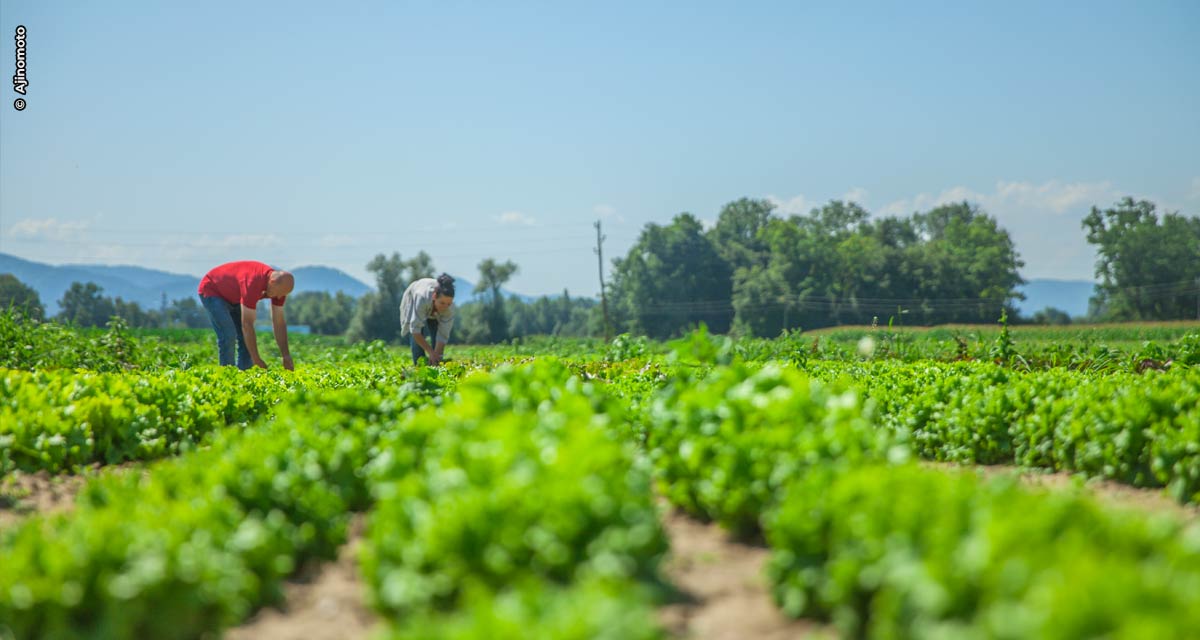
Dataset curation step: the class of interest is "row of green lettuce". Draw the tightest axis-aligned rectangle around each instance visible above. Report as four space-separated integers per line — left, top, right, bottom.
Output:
0 362 668 640
0 364 462 476
360 363 667 639
642 361 1200 638
799 360 1200 503
615 330 1199 504
7 345 1195 508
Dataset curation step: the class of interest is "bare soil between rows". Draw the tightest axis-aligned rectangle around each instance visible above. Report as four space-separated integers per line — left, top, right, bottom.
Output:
224 515 380 640
0 462 143 530
222 506 832 640
657 507 833 639
925 461 1200 521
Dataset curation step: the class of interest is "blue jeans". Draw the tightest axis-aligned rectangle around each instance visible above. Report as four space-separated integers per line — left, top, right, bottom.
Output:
410 319 439 365
200 295 252 369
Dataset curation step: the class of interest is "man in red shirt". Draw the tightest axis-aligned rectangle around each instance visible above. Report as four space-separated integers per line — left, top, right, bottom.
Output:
198 261 295 370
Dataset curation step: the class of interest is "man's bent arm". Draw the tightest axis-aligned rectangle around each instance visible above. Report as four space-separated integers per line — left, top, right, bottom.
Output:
241 305 267 368
271 305 293 370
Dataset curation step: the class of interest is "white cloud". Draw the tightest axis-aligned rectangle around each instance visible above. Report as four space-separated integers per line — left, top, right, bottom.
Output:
879 186 981 216
765 194 812 216
842 187 870 204
496 211 536 226
994 180 1115 214
5 217 91 240
767 189 868 216
878 181 1117 218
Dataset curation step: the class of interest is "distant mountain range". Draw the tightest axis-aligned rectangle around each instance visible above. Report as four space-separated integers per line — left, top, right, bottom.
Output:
0 253 534 315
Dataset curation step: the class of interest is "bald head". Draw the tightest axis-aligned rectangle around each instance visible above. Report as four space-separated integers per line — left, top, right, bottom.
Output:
268 270 295 297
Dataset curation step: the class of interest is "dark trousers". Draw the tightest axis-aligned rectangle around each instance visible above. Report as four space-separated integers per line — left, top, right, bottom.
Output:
410 319 438 365
200 295 253 369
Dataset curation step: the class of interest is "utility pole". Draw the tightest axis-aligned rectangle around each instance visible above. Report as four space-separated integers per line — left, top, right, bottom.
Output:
594 220 612 342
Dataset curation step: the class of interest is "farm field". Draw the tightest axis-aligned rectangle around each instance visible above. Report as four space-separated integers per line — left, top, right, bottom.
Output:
2 313 1200 639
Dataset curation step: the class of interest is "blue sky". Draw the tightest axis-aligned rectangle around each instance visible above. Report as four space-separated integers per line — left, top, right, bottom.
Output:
2 1 1198 297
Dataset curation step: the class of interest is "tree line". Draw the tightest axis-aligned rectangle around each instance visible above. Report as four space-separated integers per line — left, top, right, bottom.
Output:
2 196 1196 341
604 195 1197 338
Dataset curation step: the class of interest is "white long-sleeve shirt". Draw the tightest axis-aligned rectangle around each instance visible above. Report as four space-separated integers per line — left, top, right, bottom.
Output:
398 278 454 344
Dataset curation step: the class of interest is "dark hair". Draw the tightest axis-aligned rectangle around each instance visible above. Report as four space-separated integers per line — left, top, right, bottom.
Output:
435 273 455 298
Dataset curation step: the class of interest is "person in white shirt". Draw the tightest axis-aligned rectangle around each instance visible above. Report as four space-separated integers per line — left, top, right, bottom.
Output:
399 273 456 365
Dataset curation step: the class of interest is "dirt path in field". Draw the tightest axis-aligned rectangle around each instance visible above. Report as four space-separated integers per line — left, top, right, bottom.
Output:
0 471 89 529
657 508 834 640
927 462 1200 521
222 505 833 640
0 463 142 530
225 515 380 640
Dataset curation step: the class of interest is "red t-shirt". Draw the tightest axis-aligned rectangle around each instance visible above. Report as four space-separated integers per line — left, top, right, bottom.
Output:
198 261 287 308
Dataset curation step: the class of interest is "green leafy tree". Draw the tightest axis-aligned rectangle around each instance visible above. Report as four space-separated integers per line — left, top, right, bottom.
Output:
1031 307 1072 325
0 274 44 320
730 263 791 337
1083 197 1200 320
505 291 598 338
57 282 116 327
746 204 871 333
451 300 489 343
165 297 209 329
708 197 774 272
475 258 519 343
112 297 154 328
828 233 887 323
403 251 436 284
906 202 1026 324
801 199 871 238
610 213 732 338
288 291 356 335
751 217 818 332
710 198 781 336
348 252 411 342
770 201 874 330
733 200 1024 334
610 197 1027 338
